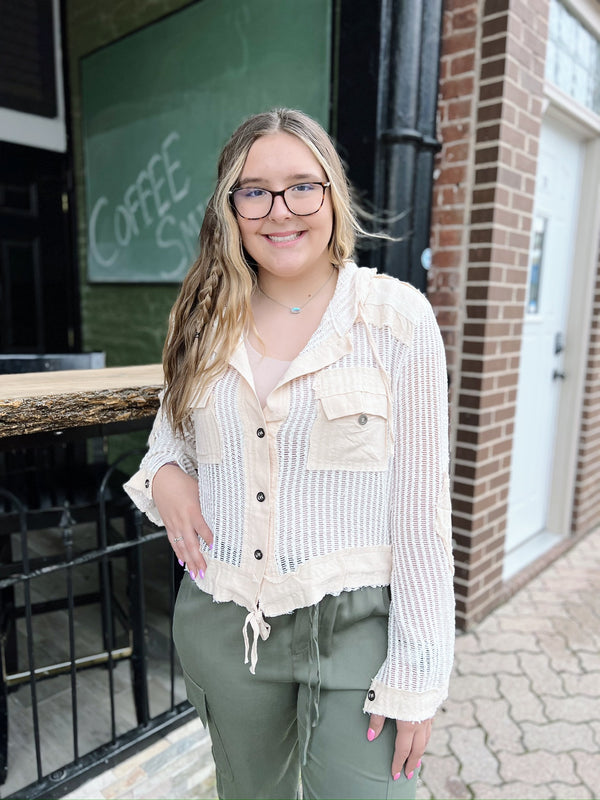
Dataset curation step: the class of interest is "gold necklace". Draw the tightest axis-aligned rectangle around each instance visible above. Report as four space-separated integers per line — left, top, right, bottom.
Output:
257 267 335 314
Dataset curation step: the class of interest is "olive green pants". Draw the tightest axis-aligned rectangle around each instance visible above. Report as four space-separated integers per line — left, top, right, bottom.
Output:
173 579 419 800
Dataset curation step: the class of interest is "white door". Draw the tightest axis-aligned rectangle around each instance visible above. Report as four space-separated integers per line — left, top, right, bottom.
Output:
505 117 584 563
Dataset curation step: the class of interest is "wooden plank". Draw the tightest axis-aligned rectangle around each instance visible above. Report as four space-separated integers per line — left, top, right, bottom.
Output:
0 364 164 438
0 364 163 401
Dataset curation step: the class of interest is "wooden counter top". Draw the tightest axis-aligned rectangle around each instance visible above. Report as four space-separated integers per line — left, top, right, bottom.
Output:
0 364 163 438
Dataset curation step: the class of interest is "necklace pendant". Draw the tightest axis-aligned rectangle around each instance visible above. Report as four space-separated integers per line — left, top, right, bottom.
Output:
290 306 301 314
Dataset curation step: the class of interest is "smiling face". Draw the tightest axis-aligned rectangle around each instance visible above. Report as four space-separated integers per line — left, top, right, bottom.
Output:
234 132 334 284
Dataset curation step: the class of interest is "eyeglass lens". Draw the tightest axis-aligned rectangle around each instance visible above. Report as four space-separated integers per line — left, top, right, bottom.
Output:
232 183 326 219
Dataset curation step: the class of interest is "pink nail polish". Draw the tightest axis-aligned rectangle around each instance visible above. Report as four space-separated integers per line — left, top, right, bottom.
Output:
393 772 401 781
417 759 422 768
199 569 205 579
367 728 376 741
178 559 184 567
189 571 196 580
407 770 414 780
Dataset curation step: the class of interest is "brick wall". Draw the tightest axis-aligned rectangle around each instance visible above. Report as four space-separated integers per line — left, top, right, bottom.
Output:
572 247 600 534
430 0 550 629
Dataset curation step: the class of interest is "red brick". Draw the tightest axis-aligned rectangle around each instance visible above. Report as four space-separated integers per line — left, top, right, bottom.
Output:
471 207 495 225
504 79 530 110
481 35 509 60
477 101 504 123
472 186 496 205
476 122 502 143
497 165 524 190
440 121 471 141
443 29 479 55
484 0 509 14
445 141 471 162
480 56 507 80
479 80 505 101
451 52 476 75
482 16 509 38
438 227 465 247
447 98 474 120
442 75 476 100
475 166 500 184
476 144 505 165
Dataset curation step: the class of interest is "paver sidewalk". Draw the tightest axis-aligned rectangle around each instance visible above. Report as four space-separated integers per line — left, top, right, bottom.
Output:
65 527 600 800
418 527 600 800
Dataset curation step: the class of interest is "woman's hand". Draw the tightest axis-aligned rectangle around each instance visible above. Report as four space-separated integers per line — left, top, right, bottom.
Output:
152 463 213 580
367 713 432 781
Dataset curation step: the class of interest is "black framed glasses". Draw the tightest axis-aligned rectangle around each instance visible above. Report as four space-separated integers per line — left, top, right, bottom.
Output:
229 181 331 220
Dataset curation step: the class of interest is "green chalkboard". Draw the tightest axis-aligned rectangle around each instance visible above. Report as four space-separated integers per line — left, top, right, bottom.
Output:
81 0 331 283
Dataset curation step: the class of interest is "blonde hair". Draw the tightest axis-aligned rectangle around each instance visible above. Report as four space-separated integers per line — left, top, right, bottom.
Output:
163 108 365 433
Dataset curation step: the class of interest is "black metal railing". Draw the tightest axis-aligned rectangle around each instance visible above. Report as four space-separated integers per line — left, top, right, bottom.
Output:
0 449 193 799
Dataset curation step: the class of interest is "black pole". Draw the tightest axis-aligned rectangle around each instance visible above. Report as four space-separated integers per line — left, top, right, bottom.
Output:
333 0 443 290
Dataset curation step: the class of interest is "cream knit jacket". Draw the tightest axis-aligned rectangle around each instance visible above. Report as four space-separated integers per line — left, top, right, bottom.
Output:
124 261 455 722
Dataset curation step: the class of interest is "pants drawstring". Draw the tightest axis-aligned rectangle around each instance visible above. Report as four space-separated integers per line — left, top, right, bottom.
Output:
302 603 322 765
243 605 271 674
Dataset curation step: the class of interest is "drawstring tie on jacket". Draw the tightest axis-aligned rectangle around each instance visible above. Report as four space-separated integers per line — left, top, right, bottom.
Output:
242 604 271 674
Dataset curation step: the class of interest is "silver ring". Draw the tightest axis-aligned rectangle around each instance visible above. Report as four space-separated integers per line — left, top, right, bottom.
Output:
173 536 184 543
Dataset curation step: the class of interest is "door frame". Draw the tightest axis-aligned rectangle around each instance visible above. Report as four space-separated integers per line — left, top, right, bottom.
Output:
543 88 600 538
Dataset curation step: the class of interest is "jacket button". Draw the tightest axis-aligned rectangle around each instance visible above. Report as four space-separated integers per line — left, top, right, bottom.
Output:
144 479 150 489
367 689 375 701
254 549 263 560
257 427 265 438
358 414 368 426
256 491 265 502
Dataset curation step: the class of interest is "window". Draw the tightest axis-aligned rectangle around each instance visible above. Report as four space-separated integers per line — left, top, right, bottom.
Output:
546 0 600 115
527 216 547 315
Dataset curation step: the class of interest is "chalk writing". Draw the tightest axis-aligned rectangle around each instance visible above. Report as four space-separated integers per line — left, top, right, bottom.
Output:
89 131 203 280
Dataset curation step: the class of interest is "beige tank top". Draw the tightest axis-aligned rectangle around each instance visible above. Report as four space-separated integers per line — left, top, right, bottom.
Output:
245 339 292 409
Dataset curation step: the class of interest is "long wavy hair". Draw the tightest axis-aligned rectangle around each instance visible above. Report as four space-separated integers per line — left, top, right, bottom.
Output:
162 108 365 434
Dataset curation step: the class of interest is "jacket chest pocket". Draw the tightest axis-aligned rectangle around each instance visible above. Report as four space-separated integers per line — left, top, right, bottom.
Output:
192 392 222 464
307 367 391 471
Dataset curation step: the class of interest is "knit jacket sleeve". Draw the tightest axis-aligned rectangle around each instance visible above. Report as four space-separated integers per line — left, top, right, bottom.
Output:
363 299 455 721
123 394 198 527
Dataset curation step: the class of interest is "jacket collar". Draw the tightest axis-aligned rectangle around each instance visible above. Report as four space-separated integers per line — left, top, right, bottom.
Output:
228 261 374 389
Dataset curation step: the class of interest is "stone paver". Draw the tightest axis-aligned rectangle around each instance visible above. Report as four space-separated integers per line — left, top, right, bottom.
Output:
434 696 478 729
499 751 578 786
450 673 500 703
536 630 582 671
456 650 522 676
547 783 593 799
542 694 600 724
469 781 553 799
571 750 600 795
497 614 555 633
419 753 466 800
521 720 597 753
518 651 566 697
62 526 600 800
474 631 540 654
448 725 500 786
472 697 524 754
578 650 600 672
498 674 548 723
562 671 600 695
589 720 600 748
426 725 451 757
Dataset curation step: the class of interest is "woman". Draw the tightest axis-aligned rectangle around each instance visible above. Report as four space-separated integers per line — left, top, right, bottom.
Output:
125 108 455 800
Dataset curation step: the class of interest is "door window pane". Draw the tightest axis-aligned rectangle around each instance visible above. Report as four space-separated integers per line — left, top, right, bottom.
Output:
527 216 547 315
546 0 600 115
